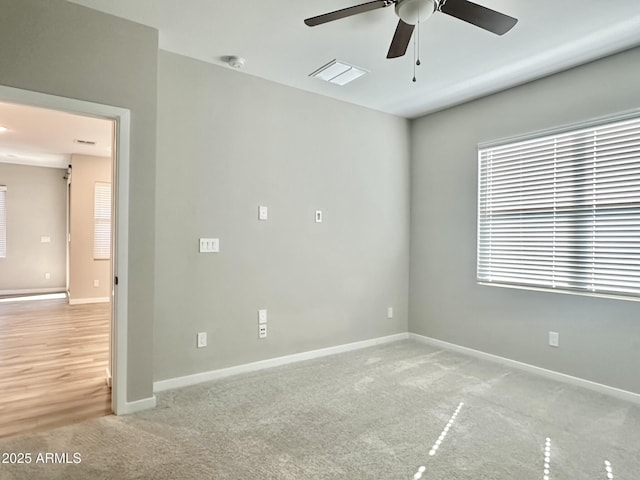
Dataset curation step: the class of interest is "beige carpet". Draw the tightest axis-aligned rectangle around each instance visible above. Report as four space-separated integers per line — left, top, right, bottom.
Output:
0 340 638 479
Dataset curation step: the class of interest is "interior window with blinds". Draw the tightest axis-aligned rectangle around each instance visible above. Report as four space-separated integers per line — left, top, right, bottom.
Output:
0 186 6 258
94 182 112 260
478 114 640 299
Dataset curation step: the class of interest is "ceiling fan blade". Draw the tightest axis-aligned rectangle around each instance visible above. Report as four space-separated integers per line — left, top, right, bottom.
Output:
304 0 390 27
439 0 517 35
387 19 415 58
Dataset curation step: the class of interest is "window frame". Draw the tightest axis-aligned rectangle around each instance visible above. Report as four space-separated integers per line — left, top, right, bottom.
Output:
477 110 640 302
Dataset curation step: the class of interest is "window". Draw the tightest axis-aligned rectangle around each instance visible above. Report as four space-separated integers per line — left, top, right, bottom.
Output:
478 114 640 299
0 186 6 258
94 182 112 260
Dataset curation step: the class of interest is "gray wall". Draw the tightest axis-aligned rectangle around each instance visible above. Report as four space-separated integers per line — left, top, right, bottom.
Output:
410 46 640 394
3 0 637 403
0 0 158 402
68 155 112 302
0 163 66 292
155 51 410 381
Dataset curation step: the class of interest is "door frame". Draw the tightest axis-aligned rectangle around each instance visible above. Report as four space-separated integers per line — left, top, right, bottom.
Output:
0 84 131 415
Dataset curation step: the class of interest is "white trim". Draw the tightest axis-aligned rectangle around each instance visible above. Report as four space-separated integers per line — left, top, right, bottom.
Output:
112 110 130 416
0 288 65 296
154 333 409 393
0 85 131 416
68 296 110 305
477 281 640 304
122 396 156 415
409 333 640 405
0 293 67 304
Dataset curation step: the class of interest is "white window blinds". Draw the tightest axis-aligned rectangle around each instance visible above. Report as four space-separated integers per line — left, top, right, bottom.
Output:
0 186 6 258
478 115 640 298
94 182 112 260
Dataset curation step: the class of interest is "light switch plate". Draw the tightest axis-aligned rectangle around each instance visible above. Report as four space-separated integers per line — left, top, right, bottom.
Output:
258 309 267 324
258 205 268 221
549 331 559 347
199 238 220 253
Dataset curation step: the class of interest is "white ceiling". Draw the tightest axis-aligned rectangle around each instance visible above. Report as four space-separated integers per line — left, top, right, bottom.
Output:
4 5 636 181
0 102 113 169
67 0 640 119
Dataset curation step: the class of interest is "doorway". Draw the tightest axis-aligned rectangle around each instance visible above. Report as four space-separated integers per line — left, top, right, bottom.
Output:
0 85 131 432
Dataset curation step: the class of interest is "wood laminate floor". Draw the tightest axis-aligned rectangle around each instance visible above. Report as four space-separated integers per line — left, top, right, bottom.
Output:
0 298 112 438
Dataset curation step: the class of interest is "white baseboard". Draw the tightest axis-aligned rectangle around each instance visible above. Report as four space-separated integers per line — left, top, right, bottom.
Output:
122 396 156 414
409 333 640 405
0 288 65 296
154 332 409 393
68 297 110 305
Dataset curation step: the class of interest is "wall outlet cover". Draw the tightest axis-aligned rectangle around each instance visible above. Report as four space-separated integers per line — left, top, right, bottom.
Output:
259 324 267 339
549 331 559 347
197 332 207 348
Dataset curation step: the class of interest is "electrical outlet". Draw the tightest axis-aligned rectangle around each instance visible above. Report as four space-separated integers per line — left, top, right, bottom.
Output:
259 324 267 339
315 210 323 223
197 332 207 348
549 331 559 347
44 272 51 280
387 307 394 319
258 309 267 324
93 279 100 288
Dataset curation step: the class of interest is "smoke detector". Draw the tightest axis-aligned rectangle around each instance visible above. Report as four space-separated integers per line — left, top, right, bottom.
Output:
228 56 246 69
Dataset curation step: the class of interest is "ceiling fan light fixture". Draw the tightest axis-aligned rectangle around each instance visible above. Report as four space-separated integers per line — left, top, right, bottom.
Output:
395 0 436 25
309 60 368 86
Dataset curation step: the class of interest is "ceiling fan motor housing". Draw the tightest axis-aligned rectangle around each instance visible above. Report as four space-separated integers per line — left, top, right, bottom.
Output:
395 0 436 25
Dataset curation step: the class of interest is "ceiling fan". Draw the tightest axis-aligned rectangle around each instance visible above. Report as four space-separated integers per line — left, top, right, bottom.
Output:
304 0 518 59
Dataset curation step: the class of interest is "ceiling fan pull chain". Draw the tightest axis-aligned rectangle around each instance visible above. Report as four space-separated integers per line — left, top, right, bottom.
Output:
412 22 417 82
416 17 421 66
